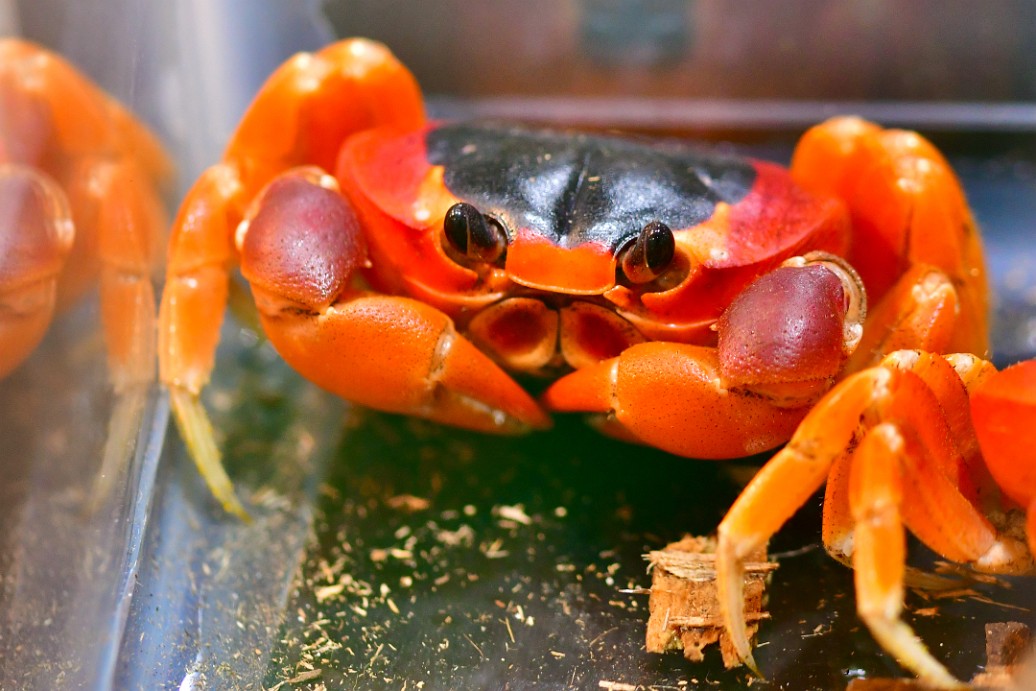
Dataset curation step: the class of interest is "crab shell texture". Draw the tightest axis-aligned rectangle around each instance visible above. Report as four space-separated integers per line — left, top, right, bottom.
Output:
340 121 850 348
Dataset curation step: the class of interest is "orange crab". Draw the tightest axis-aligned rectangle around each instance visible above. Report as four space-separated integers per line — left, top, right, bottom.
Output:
158 39 1018 683
0 39 170 464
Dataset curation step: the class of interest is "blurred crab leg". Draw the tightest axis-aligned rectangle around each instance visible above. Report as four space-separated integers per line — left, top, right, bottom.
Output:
0 39 119 164
89 158 166 506
0 165 74 378
0 39 174 192
848 424 964 689
971 359 1036 554
239 172 549 434
542 343 808 459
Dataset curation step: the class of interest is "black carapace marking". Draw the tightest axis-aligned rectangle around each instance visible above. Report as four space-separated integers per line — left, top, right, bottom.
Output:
425 122 756 251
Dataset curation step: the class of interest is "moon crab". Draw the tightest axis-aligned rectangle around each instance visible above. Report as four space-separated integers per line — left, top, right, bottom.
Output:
158 38 1033 687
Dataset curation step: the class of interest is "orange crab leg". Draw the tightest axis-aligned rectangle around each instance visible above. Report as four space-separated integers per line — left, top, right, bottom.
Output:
715 367 884 675
224 39 424 198
158 39 425 517
719 355 1033 682
792 116 988 357
850 411 1034 688
90 158 166 491
717 366 979 672
825 351 995 567
0 40 172 308
846 265 960 370
971 360 1036 513
848 424 963 689
820 451 856 566
969 359 1036 561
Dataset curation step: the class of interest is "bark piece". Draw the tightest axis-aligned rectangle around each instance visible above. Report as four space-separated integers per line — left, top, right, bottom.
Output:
645 535 775 668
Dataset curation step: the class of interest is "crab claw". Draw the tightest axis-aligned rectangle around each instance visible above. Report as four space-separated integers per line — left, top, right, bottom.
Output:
542 342 809 458
240 172 550 434
0 166 74 378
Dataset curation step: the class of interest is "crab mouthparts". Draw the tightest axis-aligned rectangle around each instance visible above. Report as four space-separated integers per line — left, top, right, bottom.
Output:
463 296 646 375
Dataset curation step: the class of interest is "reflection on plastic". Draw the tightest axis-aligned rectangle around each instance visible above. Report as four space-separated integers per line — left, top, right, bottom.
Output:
0 39 171 690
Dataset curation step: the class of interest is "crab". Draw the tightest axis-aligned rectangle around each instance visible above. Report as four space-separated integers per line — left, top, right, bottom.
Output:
158 39 1015 683
0 39 170 471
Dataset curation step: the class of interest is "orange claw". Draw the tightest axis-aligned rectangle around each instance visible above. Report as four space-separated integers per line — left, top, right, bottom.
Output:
543 257 866 458
542 342 807 459
257 293 550 433
239 172 549 434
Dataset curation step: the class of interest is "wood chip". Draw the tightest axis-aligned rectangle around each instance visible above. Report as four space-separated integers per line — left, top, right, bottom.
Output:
971 621 1032 689
645 535 775 669
385 494 431 512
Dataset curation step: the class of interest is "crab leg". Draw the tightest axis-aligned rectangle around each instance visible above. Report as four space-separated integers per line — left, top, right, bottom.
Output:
224 39 424 198
845 265 960 370
848 424 963 689
791 116 988 357
158 39 424 517
717 356 1033 682
849 410 1035 688
715 367 885 675
89 157 166 503
971 359 1036 557
825 351 994 566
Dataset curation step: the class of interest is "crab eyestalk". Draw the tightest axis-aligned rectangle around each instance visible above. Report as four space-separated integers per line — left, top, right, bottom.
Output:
443 202 507 264
618 220 675 284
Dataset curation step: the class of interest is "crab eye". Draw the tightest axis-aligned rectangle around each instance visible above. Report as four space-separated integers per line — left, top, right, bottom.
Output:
443 202 507 264
619 220 675 284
